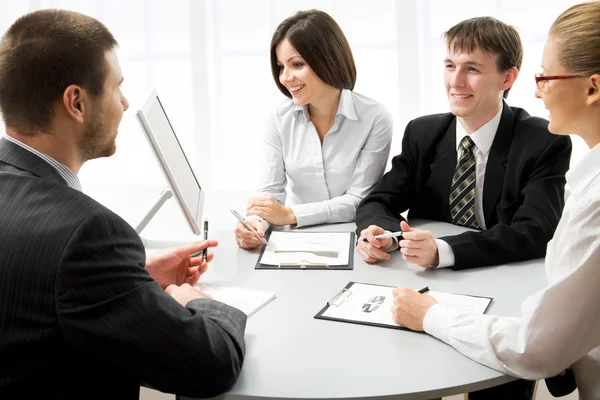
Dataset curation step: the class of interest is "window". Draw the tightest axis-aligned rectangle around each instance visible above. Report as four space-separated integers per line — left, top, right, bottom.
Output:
0 0 588 200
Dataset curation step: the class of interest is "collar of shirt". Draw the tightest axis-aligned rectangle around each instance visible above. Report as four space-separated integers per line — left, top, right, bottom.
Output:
3 135 82 191
566 142 600 198
455 105 503 156
293 88 358 123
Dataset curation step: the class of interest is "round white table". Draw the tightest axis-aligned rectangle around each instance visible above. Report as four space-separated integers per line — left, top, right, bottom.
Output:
88 185 545 400
184 218 546 400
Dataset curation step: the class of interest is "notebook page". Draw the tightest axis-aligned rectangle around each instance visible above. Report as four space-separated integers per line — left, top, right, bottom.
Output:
197 283 276 317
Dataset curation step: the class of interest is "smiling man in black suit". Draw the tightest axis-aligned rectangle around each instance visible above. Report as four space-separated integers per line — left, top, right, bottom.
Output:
356 16 572 400
357 17 571 271
0 9 246 400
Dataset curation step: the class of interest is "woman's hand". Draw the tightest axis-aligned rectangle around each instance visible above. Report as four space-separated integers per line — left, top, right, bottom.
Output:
234 219 266 249
246 196 297 226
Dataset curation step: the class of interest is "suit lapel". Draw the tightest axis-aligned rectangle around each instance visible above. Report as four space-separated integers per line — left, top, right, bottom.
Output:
483 104 514 224
429 118 457 220
0 138 68 186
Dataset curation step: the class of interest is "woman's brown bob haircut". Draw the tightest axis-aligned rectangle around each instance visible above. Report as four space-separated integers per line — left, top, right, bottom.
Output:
270 9 356 98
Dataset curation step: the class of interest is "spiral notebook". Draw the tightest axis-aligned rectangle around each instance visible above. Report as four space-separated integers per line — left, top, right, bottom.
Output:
196 283 276 317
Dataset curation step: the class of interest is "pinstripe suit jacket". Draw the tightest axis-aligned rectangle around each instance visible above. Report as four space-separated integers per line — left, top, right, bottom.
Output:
0 138 246 399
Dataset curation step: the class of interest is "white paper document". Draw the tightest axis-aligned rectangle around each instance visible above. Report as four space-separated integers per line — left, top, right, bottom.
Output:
259 231 352 266
319 282 491 328
196 283 276 317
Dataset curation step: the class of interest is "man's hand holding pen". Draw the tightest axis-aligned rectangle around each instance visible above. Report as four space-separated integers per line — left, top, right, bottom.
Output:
145 240 218 289
359 221 441 268
357 225 394 262
391 286 437 331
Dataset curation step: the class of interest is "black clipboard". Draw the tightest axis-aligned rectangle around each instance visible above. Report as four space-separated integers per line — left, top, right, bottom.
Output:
314 281 493 330
254 231 355 270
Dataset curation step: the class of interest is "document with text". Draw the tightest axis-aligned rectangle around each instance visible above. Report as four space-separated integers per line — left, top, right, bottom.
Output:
256 231 354 269
315 282 492 329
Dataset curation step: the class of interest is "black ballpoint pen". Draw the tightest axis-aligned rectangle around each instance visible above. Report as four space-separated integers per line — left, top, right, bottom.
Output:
201 219 209 262
417 286 430 294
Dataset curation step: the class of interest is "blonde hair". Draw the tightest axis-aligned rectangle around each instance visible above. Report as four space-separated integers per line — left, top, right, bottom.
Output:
550 1 600 76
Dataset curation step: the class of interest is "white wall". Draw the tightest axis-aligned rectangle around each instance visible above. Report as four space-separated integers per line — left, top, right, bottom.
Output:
0 0 589 197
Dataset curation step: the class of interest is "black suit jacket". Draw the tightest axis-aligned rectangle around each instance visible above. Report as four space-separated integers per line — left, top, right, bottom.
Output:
0 139 247 399
356 105 572 269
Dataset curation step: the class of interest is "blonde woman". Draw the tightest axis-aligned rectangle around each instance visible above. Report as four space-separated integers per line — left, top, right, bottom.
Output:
391 2 600 397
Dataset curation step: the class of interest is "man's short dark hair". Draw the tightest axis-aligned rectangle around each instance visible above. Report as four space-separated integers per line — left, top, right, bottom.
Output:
443 16 523 98
0 9 118 135
270 9 356 98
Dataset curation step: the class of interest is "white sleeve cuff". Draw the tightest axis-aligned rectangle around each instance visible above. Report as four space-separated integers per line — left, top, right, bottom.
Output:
290 202 329 227
423 303 458 344
383 232 399 252
435 239 455 268
245 214 270 231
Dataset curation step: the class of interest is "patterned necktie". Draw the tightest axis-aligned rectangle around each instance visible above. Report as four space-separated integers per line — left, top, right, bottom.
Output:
449 136 480 229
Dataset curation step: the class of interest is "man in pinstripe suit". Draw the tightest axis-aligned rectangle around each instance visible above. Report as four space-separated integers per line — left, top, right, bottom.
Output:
0 10 246 400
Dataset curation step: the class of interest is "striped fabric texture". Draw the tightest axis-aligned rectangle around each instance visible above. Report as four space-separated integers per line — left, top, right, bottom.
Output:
449 136 480 229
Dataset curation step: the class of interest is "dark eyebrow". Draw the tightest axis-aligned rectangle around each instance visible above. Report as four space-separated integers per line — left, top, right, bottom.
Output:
443 59 485 69
464 61 485 68
277 56 304 65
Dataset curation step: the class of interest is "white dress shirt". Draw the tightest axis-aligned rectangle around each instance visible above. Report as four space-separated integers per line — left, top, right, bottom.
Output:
2 136 81 191
250 89 393 228
423 142 600 399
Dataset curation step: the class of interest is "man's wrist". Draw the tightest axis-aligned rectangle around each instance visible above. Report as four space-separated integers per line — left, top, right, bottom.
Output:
435 239 455 268
432 249 440 267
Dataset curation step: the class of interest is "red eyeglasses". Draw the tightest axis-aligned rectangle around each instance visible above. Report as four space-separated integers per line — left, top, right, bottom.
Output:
535 73 582 89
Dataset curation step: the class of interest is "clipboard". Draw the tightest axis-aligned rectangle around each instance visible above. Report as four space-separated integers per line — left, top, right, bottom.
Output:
314 281 493 330
255 231 355 270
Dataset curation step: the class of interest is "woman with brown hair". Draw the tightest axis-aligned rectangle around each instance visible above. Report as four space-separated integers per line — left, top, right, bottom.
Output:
391 2 600 397
234 10 393 249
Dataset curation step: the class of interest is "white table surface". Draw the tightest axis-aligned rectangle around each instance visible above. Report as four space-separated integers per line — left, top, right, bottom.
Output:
87 186 546 400
195 221 545 400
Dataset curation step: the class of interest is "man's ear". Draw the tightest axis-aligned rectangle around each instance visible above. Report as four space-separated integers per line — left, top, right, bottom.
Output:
585 74 600 106
62 85 87 124
501 66 519 92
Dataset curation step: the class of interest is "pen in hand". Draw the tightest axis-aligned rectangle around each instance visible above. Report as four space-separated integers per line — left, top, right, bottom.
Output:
230 209 268 245
362 231 403 243
417 286 430 294
202 218 209 262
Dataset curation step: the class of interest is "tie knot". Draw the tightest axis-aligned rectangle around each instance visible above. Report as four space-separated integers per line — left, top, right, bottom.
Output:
460 136 475 152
